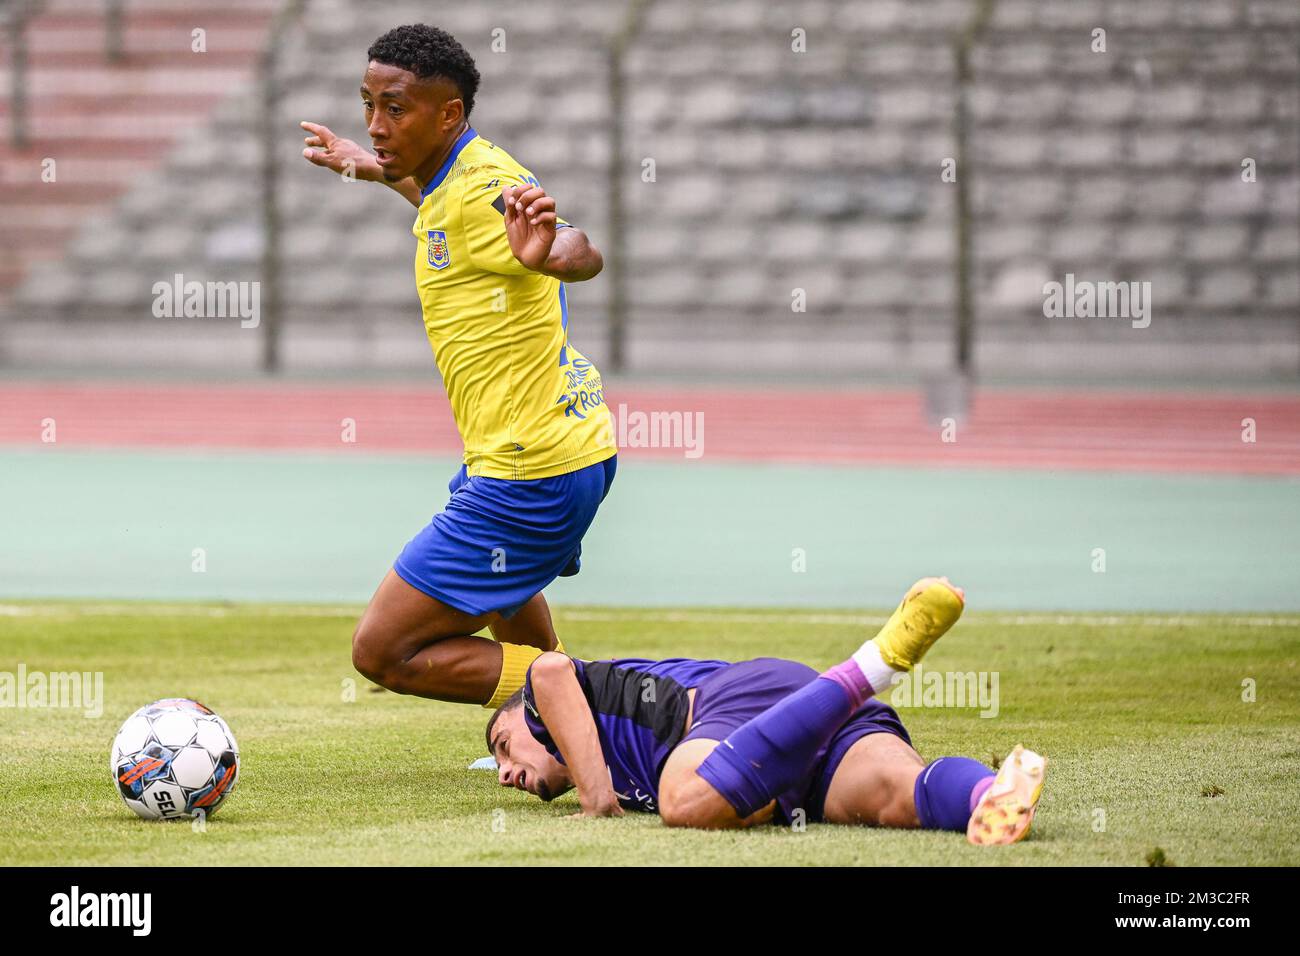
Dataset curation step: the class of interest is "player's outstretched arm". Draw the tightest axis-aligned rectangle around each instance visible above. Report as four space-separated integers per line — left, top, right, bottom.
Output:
502 184 604 281
529 652 624 818
300 121 422 207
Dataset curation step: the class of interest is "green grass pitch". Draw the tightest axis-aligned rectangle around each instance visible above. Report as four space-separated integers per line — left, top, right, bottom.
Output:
2 602 1298 866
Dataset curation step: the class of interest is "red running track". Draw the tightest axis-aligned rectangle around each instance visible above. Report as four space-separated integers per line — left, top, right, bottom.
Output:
1 382 1298 476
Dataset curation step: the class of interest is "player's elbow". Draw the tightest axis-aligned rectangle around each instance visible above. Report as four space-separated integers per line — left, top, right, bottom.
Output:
553 229 602 281
583 241 604 279
531 651 573 681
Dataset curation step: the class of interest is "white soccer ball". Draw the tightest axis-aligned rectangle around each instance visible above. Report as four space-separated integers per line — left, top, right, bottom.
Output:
110 698 240 820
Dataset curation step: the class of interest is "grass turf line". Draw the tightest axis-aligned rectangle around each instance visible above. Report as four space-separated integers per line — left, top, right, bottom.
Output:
1 602 1297 866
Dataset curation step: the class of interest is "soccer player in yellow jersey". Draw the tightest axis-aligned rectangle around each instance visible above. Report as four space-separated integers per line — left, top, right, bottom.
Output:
301 25 617 709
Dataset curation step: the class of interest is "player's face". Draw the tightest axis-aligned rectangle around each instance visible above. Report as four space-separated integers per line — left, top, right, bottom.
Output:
490 708 572 802
360 61 464 185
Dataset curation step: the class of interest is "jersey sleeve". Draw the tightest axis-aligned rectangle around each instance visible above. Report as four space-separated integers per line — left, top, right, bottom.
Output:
520 665 555 753
520 657 589 763
461 166 570 276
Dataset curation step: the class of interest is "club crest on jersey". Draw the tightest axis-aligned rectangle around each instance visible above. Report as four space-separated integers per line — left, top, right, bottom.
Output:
427 230 450 270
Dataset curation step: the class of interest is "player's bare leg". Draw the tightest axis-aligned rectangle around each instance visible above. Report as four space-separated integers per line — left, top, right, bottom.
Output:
488 592 559 652
658 738 776 829
661 577 994 835
821 733 926 827
660 732 925 830
352 569 506 704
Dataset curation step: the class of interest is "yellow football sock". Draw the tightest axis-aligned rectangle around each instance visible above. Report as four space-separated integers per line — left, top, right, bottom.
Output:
485 642 543 709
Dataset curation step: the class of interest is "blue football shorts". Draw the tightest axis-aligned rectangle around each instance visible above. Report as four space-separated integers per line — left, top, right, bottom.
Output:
393 455 617 618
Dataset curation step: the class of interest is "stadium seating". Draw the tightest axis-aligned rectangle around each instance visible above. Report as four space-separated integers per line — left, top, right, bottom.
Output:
1 0 1296 374
0 0 278 298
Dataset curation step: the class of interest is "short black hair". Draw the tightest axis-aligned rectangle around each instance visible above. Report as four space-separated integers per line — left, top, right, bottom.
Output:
484 689 524 754
367 24 481 116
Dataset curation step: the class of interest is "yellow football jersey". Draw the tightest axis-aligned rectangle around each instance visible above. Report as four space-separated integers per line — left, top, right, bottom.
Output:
411 127 616 480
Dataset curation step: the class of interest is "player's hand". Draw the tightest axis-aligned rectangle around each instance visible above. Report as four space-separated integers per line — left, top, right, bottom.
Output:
502 183 558 272
568 807 624 819
569 793 624 818
300 121 381 182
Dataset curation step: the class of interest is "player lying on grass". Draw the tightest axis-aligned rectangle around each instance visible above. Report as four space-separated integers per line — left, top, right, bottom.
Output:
301 25 617 710
485 578 1046 845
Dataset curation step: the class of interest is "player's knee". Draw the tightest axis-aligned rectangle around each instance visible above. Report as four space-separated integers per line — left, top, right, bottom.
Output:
658 792 704 828
351 619 399 689
659 775 732 829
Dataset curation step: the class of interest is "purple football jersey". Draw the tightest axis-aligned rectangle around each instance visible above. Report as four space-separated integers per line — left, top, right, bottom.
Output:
522 657 728 812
